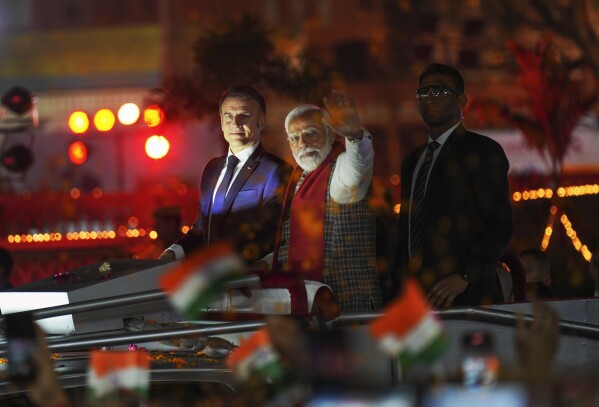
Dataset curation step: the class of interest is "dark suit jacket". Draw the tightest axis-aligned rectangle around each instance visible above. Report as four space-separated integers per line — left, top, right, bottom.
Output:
396 124 514 305
176 144 292 265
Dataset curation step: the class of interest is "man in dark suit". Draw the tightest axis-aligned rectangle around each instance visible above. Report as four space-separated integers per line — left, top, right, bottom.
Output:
160 85 292 264
395 63 514 309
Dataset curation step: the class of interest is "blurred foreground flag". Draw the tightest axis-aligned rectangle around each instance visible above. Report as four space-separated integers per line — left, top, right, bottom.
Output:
160 243 245 319
87 350 150 401
369 278 448 367
227 328 284 384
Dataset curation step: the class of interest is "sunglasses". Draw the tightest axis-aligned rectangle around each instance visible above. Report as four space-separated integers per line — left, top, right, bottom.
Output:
416 85 462 99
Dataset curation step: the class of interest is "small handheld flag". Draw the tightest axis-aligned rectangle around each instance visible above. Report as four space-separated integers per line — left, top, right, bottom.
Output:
369 278 448 367
160 243 246 319
87 350 150 402
226 328 285 384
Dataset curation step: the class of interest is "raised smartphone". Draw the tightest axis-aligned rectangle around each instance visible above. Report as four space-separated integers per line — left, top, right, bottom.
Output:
5 311 38 385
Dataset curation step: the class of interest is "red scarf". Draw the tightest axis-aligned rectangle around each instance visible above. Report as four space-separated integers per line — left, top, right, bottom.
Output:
288 141 344 280
264 142 344 315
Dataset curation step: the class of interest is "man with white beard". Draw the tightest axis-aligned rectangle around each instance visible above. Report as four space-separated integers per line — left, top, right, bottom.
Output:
257 92 382 318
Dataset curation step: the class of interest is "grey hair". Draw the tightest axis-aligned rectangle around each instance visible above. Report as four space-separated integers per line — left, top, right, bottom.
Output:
284 105 330 134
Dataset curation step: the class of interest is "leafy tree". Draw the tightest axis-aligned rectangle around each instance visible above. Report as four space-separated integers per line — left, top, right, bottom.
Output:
148 15 331 123
487 0 599 77
471 38 598 187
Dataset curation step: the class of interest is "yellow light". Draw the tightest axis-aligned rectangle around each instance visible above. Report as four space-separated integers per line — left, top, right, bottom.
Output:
90 231 97 239
7 235 14 243
149 230 158 239
181 226 190 234
94 108 116 132
546 189 553 198
557 187 566 197
545 226 552 236
145 135 170 159
117 103 140 125
512 192 521 201
394 204 401 214
108 231 116 238
68 111 90 134
522 191 529 200
14 235 21 243
143 105 164 127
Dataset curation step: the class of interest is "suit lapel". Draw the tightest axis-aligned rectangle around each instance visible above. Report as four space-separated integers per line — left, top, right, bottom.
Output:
203 156 226 216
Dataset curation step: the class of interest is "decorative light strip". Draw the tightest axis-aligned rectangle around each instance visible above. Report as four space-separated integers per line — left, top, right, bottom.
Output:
513 184 599 202
540 205 557 251
6 228 154 244
559 212 592 262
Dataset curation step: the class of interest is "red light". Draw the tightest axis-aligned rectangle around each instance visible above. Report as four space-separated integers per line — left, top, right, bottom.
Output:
145 135 170 159
94 108 116 132
68 111 90 134
143 105 164 127
118 103 140 125
68 141 88 165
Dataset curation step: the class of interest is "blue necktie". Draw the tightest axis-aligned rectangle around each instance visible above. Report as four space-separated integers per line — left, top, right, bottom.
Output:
211 155 240 216
410 141 439 258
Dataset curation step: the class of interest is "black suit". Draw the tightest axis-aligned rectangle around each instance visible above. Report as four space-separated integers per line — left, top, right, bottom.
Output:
177 144 292 264
396 124 513 305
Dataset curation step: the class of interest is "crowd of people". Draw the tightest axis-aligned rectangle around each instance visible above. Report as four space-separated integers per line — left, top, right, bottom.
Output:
1 62 599 405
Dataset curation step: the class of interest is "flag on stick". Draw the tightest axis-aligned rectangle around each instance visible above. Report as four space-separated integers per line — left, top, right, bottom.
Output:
227 328 285 384
160 243 245 319
369 278 448 367
87 350 150 401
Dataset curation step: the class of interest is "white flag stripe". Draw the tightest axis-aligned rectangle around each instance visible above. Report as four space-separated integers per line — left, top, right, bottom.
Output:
88 367 149 398
236 345 278 380
377 314 442 357
170 254 242 310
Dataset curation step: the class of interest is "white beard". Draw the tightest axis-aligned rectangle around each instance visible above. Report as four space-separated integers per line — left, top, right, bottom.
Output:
293 140 333 172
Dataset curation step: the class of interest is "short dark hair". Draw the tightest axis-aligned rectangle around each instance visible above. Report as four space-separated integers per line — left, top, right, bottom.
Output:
419 63 465 94
219 85 267 115
0 247 13 278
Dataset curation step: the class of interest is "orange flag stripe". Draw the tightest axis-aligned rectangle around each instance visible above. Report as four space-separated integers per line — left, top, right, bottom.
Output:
159 243 235 293
370 279 430 337
226 328 271 368
90 351 150 377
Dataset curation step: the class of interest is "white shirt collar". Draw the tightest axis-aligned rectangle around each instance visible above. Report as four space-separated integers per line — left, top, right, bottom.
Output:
428 122 461 147
227 142 259 163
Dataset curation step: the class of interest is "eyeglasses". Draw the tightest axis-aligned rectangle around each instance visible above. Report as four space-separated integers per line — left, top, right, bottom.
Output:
287 127 324 146
416 85 462 99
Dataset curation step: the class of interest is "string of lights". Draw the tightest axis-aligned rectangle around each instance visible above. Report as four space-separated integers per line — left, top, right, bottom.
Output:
513 184 599 202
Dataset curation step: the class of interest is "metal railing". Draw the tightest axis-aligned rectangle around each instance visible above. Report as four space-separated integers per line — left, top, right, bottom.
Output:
2 281 599 353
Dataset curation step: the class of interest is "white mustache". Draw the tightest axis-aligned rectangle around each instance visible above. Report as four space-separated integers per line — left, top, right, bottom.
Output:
298 146 321 159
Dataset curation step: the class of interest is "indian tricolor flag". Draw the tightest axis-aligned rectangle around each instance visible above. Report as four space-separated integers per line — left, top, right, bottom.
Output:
160 243 245 319
87 350 150 401
227 328 284 383
369 278 448 367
